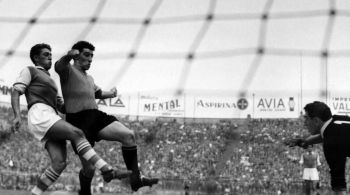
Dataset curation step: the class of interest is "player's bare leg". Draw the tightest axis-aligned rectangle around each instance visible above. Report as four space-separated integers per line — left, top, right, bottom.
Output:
47 120 131 182
98 121 159 191
29 140 66 195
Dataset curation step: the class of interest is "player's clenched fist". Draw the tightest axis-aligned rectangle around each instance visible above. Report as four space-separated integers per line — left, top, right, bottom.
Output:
284 137 308 149
11 117 21 132
111 87 117 98
67 49 79 59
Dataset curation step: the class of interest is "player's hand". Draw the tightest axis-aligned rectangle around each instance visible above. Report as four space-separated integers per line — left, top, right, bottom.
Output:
68 49 79 59
284 138 308 149
11 117 21 132
110 87 117 98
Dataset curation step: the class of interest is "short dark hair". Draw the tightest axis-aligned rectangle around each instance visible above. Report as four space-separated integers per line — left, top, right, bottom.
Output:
72 41 95 53
304 101 332 122
29 43 51 65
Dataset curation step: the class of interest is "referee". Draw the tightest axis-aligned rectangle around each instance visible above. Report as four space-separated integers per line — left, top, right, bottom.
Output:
288 101 350 195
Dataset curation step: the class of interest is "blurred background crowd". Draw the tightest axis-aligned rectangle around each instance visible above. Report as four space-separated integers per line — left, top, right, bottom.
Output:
0 106 343 194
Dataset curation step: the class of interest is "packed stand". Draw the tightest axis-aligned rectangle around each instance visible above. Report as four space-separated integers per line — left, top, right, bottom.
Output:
218 118 333 194
1 104 344 194
0 106 232 193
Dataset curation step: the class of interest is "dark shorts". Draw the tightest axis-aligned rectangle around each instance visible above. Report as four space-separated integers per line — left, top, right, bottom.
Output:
66 109 118 148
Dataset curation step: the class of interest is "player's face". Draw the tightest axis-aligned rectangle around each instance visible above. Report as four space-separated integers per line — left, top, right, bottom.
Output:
77 48 93 71
35 48 52 70
306 147 312 153
303 112 321 135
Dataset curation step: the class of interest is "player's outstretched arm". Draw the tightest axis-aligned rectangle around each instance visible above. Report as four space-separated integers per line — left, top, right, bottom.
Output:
284 134 323 149
11 89 22 131
304 134 323 145
284 137 306 148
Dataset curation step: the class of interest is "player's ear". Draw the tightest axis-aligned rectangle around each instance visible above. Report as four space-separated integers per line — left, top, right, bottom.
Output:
33 55 39 63
73 54 79 61
313 117 323 127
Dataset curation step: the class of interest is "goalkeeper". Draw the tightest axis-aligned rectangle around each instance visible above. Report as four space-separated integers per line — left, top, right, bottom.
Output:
55 41 159 195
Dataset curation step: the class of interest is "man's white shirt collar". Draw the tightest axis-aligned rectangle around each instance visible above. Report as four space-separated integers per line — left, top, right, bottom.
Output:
320 118 332 138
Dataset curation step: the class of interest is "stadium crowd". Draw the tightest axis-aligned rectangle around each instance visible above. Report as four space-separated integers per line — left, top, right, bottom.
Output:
217 118 329 194
0 105 347 194
0 105 232 193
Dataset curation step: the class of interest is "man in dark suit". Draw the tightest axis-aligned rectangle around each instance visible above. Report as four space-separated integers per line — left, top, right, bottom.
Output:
286 101 350 195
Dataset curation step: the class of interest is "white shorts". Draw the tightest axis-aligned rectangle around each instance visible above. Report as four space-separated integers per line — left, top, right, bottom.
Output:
302 168 319 181
28 103 61 143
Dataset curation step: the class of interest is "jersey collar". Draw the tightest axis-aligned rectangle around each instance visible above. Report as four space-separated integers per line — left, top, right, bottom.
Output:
320 118 332 138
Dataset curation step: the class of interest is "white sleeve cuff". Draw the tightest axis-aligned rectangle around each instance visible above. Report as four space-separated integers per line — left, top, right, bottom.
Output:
13 67 31 94
13 83 26 94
